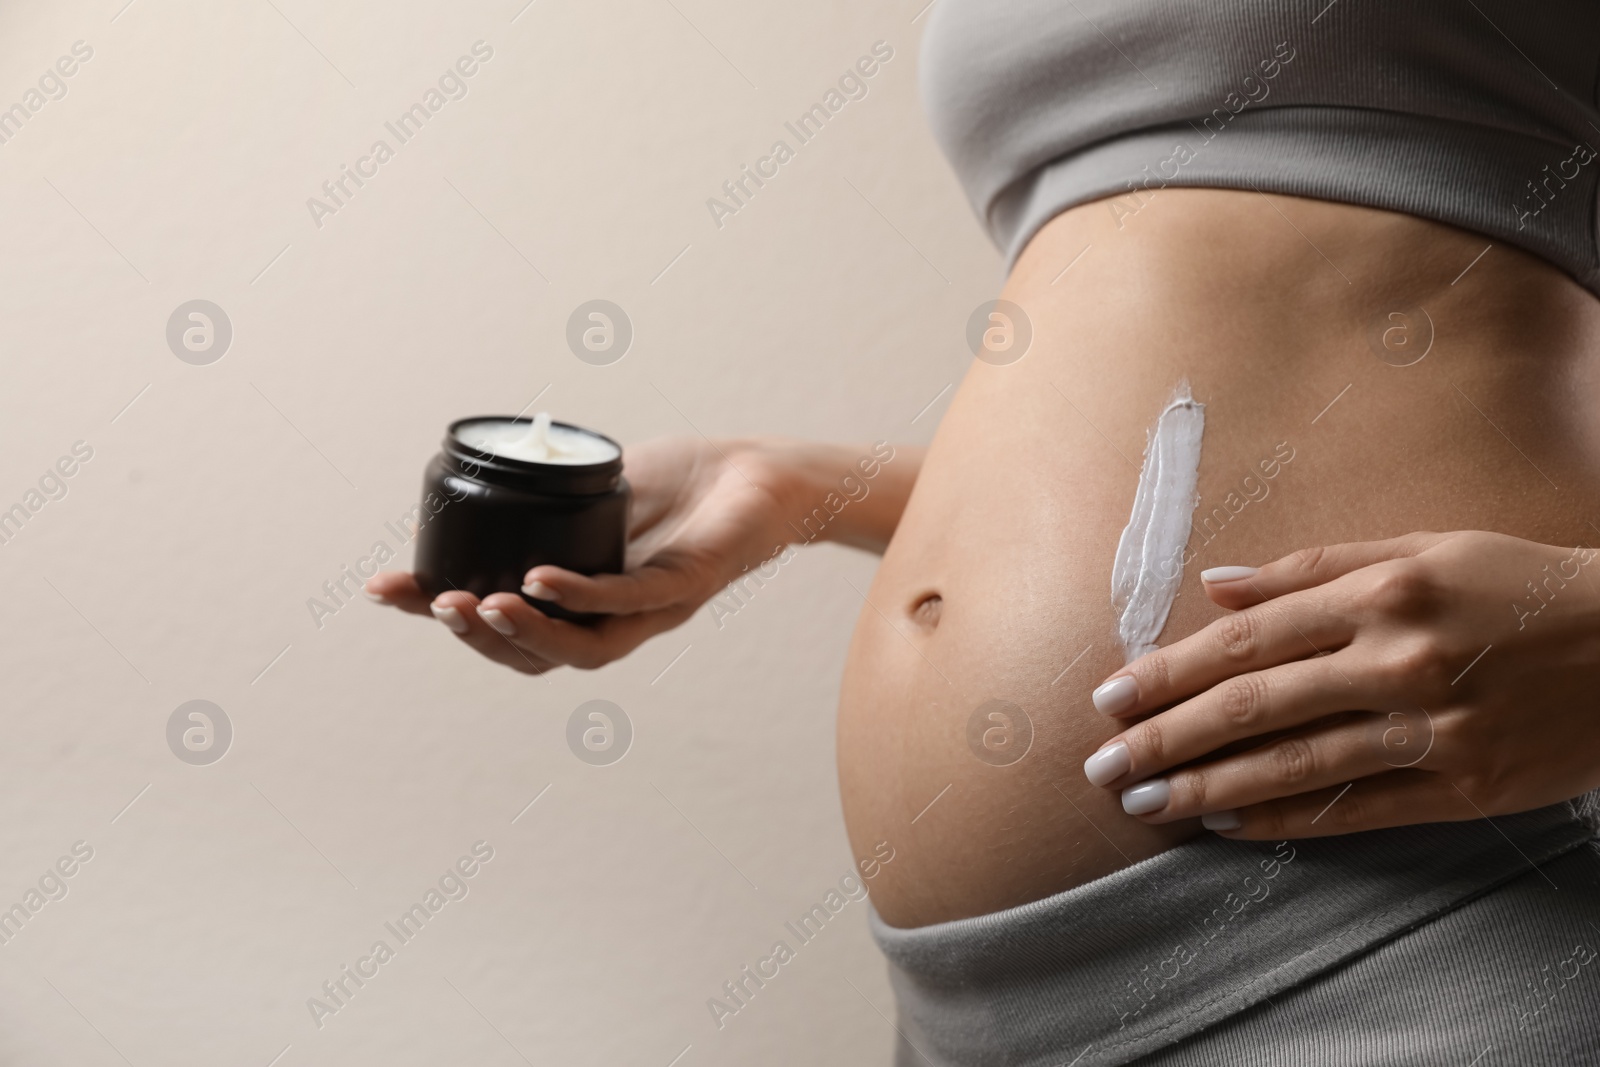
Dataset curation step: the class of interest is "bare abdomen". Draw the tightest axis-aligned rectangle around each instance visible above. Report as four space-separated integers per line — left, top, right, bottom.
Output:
838 189 1600 928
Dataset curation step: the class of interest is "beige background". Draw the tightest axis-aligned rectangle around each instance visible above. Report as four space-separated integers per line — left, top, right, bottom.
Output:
0 0 1001 1063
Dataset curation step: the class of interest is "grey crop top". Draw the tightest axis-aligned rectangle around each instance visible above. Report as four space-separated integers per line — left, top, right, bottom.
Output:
920 0 1600 294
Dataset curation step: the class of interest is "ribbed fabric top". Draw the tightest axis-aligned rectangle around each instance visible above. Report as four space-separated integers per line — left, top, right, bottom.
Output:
920 0 1600 294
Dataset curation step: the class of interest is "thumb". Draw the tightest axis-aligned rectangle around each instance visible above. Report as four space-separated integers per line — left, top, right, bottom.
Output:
524 550 715 615
1199 532 1445 609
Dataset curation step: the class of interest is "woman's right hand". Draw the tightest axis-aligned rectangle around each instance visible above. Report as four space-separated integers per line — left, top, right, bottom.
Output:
364 437 807 674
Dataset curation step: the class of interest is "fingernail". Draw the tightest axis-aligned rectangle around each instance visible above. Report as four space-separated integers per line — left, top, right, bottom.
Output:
1121 779 1170 816
363 583 388 603
1202 810 1241 831
431 603 469 634
1092 676 1139 716
1083 741 1131 787
477 607 516 636
521 579 560 602
1201 566 1258 583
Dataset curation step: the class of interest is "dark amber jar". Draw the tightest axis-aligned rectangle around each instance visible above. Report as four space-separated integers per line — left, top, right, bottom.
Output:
413 416 629 622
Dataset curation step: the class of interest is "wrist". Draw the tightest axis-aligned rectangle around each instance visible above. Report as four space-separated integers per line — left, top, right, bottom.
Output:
707 436 807 506
746 438 906 550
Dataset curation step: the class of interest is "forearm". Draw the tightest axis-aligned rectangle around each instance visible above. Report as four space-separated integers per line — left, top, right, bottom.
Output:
768 439 925 554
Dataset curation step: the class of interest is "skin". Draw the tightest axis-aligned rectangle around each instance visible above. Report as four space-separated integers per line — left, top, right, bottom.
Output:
1087 531 1600 838
372 188 1600 929
836 190 1600 926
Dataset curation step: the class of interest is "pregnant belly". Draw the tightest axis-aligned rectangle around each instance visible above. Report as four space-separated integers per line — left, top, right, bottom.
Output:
839 189 1600 929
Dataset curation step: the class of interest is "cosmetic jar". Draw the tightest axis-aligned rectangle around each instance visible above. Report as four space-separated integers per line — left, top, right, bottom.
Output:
413 414 629 621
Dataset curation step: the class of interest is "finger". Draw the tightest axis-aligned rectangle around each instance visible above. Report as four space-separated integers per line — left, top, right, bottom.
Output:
364 571 432 615
429 589 481 634
476 591 695 670
1113 718 1394 824
429 590 556 676
1085 653 1385 787
1198 532 1445 610
1204 769 1477 839
523 551 711 615
1092 589 1360 718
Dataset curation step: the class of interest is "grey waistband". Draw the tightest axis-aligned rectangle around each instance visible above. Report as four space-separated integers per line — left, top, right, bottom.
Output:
870 803 1600 1066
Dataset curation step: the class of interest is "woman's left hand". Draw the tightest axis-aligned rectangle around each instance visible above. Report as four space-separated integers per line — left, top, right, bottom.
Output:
1081 530 1600 838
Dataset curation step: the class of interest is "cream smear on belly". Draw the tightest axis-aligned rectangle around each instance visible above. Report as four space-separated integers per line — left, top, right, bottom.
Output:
1111 383 1205 662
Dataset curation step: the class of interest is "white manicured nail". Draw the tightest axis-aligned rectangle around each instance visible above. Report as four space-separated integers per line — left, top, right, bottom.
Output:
1201 566 1259 583
1202 810 1241 831
478 607 516 636
1121 779 1170 815
363 584 389 603
1083 741 1130 787
521 580 560 602
1092 676 1139 715
431 603 469 634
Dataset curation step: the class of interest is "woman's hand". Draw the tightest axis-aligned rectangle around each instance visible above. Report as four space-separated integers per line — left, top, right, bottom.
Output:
365 437 808 674
1081 530 1600 838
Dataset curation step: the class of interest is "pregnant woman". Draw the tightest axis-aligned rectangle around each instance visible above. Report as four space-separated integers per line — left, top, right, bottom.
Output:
370 2 1600 1063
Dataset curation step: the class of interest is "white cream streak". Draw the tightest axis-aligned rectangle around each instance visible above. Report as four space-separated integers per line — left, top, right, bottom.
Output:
1111 383 1205 663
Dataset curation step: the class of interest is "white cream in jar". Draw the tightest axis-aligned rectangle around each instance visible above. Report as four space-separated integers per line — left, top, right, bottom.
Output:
458 412 620 465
